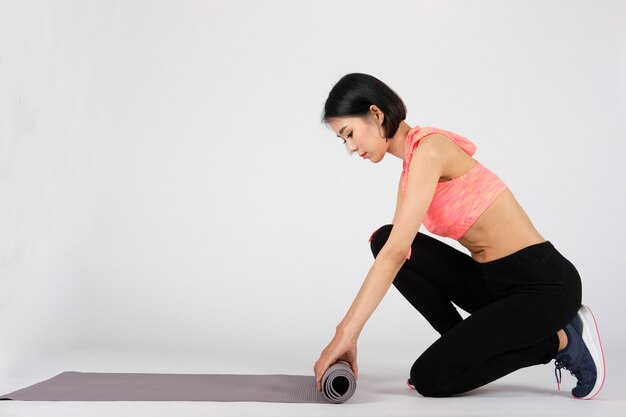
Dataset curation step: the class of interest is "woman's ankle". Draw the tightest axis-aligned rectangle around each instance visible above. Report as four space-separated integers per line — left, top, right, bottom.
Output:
557 328 568 352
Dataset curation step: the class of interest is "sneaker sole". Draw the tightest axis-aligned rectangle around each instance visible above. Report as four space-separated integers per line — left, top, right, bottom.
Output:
576 304 606 400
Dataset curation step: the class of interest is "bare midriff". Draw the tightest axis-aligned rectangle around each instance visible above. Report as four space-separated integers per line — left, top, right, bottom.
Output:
456 187 546 263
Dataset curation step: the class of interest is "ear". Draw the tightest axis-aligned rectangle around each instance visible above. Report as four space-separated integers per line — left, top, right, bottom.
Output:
368 105 385 137
369 105 384 121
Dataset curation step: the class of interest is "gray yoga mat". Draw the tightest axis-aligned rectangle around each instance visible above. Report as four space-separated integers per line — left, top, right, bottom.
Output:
0 361 356 404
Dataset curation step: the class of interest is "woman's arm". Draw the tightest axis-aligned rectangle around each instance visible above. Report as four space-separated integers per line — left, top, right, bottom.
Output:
314 136 445 390
336 250 406 340
391 175 404 225
337 136 445 341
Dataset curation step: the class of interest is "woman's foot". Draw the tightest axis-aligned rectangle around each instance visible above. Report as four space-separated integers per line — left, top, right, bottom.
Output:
554 304 606 399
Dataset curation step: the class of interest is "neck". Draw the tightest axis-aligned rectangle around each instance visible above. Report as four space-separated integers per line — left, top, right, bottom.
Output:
387 121 413 160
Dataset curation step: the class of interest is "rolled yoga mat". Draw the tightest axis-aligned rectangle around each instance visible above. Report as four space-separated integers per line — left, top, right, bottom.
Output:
0 360 357 404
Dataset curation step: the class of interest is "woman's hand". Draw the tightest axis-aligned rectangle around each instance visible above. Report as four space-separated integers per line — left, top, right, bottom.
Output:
313 328 358 392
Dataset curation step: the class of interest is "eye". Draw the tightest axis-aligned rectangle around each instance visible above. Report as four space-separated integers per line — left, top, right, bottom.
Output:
341 133 352 144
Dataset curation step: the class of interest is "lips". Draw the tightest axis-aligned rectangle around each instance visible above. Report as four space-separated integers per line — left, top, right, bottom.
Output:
361 153 367 158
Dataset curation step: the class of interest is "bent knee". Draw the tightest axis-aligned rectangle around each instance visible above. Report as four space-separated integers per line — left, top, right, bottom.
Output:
410 361 460 398
369 224 393 258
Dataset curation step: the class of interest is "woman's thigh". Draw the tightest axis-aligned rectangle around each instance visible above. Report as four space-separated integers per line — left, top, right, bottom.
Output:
370 225 496 314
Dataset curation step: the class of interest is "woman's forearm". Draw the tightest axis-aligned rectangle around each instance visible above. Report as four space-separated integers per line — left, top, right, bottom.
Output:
337 250 407 341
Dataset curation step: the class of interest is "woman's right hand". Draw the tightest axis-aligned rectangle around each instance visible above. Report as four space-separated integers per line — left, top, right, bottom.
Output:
313 329 358 392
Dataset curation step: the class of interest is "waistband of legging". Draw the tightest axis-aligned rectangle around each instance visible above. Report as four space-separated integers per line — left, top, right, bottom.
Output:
472 240 555 268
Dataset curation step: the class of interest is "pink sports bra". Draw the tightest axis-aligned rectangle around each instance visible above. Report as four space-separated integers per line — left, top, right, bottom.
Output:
369 125 509 260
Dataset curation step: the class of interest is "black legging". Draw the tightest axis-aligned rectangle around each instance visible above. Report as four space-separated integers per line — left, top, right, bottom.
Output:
369 224 582 397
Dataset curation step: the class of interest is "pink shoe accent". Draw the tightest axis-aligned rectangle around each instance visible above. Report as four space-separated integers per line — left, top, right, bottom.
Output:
577 305 606 400
368 227 380 243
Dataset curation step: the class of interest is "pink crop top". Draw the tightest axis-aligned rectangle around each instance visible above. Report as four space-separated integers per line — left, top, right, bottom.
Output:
369 125 509 261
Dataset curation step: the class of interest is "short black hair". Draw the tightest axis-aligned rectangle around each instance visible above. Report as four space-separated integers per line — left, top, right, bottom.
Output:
320 73 407 139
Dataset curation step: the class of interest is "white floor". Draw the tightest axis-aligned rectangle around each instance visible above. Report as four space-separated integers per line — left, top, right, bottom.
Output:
0 349 624 417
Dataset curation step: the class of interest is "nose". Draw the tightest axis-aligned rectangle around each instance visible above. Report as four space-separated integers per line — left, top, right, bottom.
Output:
345 138 358 154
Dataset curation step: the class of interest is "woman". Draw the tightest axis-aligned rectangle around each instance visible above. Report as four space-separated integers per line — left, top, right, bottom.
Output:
313 73 605 399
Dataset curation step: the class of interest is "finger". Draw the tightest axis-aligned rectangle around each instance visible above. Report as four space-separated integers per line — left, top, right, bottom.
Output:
316 373 323 391
315 366 327 392
314 370 320 391
351 363 359 379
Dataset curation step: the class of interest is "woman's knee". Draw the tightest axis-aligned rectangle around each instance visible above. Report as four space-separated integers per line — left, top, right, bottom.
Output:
369 224 393 258
410 356 459 398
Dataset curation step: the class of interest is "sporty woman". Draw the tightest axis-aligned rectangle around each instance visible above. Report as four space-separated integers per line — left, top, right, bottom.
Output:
313 73 605 399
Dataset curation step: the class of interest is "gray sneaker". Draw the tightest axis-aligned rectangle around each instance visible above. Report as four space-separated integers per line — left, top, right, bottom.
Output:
554 304 606 399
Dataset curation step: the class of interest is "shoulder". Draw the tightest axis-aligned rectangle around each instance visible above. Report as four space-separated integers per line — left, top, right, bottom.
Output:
415 133 457 154
404 134 447 187
402 134 459 190
410 133 456 167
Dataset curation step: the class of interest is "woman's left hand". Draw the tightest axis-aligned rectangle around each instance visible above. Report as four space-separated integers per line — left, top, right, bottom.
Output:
313 328 358 392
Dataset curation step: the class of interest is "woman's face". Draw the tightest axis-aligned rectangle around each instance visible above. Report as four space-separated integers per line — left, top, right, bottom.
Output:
327 114 388 162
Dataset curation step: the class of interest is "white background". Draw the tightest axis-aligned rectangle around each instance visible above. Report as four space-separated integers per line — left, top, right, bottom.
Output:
1 1 625 416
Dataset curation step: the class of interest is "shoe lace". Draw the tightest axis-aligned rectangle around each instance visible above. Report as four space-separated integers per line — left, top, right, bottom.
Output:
555 358 580 392
554 359 566 392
